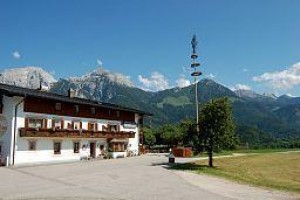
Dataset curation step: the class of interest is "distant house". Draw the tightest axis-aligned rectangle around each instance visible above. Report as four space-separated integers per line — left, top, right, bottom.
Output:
0 83 150 166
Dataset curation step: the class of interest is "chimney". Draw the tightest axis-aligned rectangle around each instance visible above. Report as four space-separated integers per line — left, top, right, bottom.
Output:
68 88 76 98
37 81 49 91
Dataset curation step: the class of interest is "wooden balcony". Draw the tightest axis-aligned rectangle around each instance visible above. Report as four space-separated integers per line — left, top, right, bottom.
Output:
19 128 135 139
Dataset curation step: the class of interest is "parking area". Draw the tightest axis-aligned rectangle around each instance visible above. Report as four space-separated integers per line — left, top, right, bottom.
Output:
0 155 297 200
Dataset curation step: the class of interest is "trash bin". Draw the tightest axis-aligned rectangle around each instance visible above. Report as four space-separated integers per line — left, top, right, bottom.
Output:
169 153 175 163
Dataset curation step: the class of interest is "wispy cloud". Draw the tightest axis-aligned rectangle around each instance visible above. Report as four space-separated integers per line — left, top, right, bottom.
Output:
243 68 249 72
12 50 21 59
253 62 300 89
138 71 170 91
231 84 251 91
97 59 103 67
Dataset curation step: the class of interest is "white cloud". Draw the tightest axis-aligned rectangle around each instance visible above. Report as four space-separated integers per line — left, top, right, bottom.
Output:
138 71 170 91
12 51 21 59
231 84 252 91
253 62 300 89
243 68 249 72
176 77 191 88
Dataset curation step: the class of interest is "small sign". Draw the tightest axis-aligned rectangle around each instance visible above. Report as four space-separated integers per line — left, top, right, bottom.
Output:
99 120 121 125
123 122 136 129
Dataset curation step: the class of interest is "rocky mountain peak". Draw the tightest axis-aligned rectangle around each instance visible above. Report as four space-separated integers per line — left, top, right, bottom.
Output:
0 66 56 89
234 89 260 98
71 67 134 87
262 93 278 99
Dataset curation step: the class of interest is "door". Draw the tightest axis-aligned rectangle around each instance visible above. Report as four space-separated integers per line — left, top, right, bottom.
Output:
90 142 96 158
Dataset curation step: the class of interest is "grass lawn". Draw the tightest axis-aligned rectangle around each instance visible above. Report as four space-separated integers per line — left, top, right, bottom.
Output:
193 148 300 158
172 151 300 193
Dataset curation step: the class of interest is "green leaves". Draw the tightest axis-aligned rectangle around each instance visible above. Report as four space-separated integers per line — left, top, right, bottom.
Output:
160 124 184 146
200 98 237 151
143 127 156 145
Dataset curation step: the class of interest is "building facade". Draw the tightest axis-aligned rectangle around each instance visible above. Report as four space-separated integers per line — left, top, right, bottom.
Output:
0 83 148 166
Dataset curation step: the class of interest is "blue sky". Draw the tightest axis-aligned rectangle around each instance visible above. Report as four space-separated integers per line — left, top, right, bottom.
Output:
1 0 300 96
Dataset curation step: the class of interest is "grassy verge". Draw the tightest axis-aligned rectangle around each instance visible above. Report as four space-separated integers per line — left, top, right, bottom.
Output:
234 148 300 154
172 151 300 193
193 148 300 158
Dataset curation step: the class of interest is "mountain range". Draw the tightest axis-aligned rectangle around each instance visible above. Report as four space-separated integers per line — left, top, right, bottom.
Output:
1 66 299 145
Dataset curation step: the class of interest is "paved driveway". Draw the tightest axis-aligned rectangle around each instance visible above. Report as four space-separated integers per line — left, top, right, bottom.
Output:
0 155 297 200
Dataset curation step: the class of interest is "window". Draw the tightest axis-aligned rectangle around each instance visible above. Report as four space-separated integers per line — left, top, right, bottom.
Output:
28 118 43 128
108 110 111 116
73 142 80 153
100 145 104 151
67 122 73 130
54 142 61 154
28 140 36 151
75 105 80 113
90 107 96 114
52 118 62 129
55 103 62 111
88 123 97 131
110 143 125 152
110 125 117 132
116 111 120 118
73 121 81 130
109 124 119 132
102 125 108 131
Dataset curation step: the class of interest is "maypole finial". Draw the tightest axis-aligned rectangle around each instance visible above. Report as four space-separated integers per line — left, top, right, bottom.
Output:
191 34 198 54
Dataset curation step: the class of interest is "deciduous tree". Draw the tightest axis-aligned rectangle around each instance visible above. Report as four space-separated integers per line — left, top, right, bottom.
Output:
200 97 237 167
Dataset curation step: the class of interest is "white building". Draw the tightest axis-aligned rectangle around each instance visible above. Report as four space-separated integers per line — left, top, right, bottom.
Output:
0 83 149 166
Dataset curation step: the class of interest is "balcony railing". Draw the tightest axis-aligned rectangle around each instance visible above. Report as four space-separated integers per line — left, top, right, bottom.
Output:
19 128 135 139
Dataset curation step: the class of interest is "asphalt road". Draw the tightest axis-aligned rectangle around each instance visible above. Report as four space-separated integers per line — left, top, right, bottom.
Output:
0 155 297 200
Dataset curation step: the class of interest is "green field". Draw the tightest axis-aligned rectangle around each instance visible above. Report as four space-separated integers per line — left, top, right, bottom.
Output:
173 151 300 193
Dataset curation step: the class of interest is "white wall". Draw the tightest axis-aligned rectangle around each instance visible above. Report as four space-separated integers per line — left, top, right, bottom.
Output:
0 95 141 165
110 152 127 159
0 96 21 165
15 139 80 164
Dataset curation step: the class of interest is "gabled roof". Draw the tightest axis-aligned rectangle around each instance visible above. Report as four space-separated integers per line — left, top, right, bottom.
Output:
0 83 152 116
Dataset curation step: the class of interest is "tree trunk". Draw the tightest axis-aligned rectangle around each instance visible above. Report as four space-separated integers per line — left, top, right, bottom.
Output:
208 145 213 167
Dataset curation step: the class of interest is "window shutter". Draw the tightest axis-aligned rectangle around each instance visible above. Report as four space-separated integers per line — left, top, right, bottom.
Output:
95 123 98 131
79 121 82 129
71 121 74 129
61 119 64 129
43 118 48 129
52 119 55 128
25 118 29 128
117 124 120 132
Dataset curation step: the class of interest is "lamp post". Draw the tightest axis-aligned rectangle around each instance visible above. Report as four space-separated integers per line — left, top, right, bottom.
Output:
190 35 202 134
